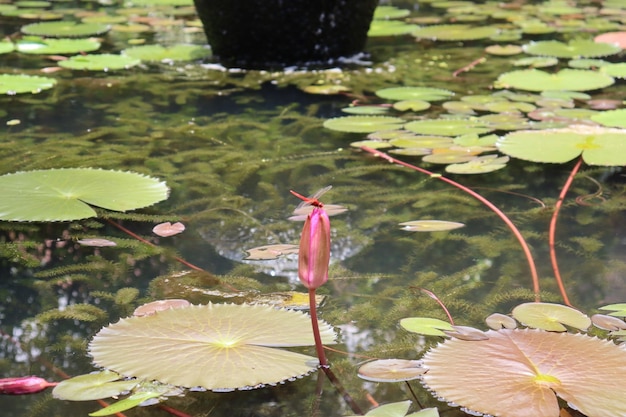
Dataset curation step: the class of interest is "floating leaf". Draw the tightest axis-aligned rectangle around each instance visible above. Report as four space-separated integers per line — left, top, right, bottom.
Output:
342 106 390 115
412 24 498 41
0 41 15 54
89 303 336 391
373 6 411 20
495 69 614 92
591 314 626 331
484 44 522 56
0 168 169 222
400 317 454 336
376 87 454 102
497 125 626 166
89 391 163 416
404 119 493 136
59 54 141 71
399 220 465 232
152 222 185 237
52 371 137 401
485 313 517 330
591 109 626 128
21 21 111 37
0 74 56 95
358 359 425 382
513 56 558 68
122 44 211 62
421 329 626 417
422 151 477 164
594 31 626 49
600 63 626 79
77 238 117 247
16 38 101 54
392 100 431 112
511 302 591 331
244 244 299 260
523 39 621 58
598 303 626 317
368 20 419 37
445 155 509 174
323 116 404 133
364 400 411 417
444 325 489 341
133 299 191 317
302 84 350 95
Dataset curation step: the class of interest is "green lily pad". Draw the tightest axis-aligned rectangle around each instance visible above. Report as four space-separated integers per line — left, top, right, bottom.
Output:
591 109 626 128
600 63 626 79
341 106 390 115
21 21 111 37
513 56 559 68
52 371 138 401
523 39 621 59
0 41 14 54
400 317 454 336
16 38 101 54
373 6 411 20
125 0 193 5
599 303 626 317
368 20 419 37
568 58 610 69
404 119 493 136
412 24 498 41
445 155 509 174
122 44 211 62
399 220 465 232
512 302 591 332
495 69 614 92
390 136 453 148
376 87 455 102
89 391 163 416
89 303 336 391
323 116 405 133
0 74 57 95
392 100 431 112
358 359 425 382
0 168 169 221
59 54 141 71
497 125 626 166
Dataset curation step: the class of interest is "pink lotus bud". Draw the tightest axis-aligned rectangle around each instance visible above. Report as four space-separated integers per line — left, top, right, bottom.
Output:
298 206 331 289
0 376 56 395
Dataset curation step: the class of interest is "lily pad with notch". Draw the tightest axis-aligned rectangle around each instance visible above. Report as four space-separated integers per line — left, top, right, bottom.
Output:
89 303 336 391
0 168 169 221
497 125 626 166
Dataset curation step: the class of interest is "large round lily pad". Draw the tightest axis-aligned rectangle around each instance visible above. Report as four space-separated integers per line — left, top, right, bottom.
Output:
497 125 626 166
0 74 57 95
0 168 169 221
89 303 336 391
523 40 621 59
496 69 614 92
421 329 626 417
21 21 111 37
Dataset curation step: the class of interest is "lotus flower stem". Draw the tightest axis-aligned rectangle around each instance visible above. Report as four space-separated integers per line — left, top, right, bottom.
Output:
548 158 582 307
360 146 541 302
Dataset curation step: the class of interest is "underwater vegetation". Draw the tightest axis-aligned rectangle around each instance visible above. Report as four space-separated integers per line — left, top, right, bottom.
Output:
2 0 626 416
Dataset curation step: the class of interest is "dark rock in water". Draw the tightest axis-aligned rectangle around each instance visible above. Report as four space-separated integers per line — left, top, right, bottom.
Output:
192 0 378 69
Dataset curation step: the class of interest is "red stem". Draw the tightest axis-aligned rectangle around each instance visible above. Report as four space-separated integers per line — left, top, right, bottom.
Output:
308 288 328 367
548 158 582 307
360 146 541 302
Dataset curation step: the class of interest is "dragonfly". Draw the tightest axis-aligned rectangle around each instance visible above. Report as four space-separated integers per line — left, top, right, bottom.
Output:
288 186 347 221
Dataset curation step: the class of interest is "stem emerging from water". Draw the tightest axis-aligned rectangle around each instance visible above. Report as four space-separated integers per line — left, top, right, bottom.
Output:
548 158 582 307
361 146 541 302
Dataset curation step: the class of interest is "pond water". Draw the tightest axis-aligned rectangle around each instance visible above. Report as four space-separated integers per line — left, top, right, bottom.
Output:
2 1 626 416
